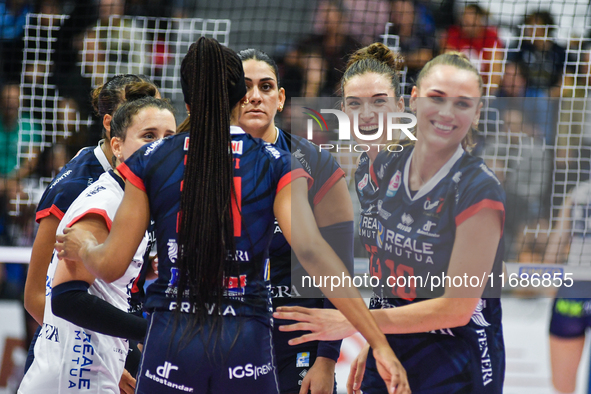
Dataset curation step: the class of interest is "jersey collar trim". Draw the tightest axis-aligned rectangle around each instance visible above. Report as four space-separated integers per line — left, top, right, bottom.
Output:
107 169 125 191
94 140 113 172
403 144 464 201
230 126 246 135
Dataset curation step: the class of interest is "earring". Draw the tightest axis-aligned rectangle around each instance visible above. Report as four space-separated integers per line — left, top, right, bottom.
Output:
187 111 190 117
241 99 249 108
278 104 283 112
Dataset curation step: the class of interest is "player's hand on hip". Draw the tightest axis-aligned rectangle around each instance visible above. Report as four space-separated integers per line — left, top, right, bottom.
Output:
372 345 411 394
274 306 356 344
347 343 369 394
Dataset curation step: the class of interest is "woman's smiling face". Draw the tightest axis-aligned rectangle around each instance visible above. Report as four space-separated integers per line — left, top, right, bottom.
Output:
410 64 482 152
342 72 403 145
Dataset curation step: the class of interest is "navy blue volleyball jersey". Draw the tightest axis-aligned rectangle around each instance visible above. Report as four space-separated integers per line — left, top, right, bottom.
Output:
118 127 309 319
357 145 506 392
268 130 345 304
36 144 111 222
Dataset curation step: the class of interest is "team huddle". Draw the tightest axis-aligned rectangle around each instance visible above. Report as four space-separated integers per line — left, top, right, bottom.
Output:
16 35 511 394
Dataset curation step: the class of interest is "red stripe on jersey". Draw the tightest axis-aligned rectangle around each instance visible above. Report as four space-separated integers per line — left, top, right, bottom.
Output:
67 208 113 231
36 204 65 223
313 168 345 206
232 177 242 236
277 169 313 194
117 163 146 192
455 199 505 234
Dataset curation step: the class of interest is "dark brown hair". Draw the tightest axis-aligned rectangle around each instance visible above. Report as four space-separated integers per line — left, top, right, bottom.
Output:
176 37 246 326
341 42 404 97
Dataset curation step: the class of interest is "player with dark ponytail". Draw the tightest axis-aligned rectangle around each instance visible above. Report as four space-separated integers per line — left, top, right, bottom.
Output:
56 37 409 394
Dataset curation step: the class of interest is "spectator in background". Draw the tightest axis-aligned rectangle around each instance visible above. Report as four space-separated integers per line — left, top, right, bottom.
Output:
495 61 556 145
332 0 390 45
295 0 361 97
51 0 144 150
441 3 504 88
508 11 566 98
0 83 42 182
484 105 552 262
0 0 35 81
383 0 437 94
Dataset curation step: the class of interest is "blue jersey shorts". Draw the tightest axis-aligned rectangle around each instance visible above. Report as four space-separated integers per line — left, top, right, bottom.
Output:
136 311 279 394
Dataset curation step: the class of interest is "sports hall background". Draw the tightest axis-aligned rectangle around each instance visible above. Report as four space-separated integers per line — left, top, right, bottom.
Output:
0 0 590 392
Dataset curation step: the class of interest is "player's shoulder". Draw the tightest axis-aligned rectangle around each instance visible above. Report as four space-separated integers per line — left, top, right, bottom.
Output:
46 147 102 191
140 133 180 158
457 153 502 188
79 171 122 201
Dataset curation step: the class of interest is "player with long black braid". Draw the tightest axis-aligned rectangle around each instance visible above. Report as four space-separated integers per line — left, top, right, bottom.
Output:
55 37 409 394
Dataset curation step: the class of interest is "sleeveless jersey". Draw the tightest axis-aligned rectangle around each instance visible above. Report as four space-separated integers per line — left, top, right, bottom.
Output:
118 126 309 320
19 170 148 394
36 142 111 222
356 145 506 393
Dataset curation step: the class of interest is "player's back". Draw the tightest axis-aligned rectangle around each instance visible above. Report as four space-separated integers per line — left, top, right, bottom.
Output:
119 127 304 319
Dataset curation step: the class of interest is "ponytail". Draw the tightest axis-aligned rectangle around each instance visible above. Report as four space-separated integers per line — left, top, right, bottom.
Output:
177 37 246 326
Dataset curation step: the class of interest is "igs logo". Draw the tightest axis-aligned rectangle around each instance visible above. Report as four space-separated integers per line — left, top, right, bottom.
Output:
302 106 417 153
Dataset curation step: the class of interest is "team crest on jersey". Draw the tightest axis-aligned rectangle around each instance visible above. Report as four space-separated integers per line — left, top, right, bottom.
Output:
232 140 243 155
471 299 491 327
386 170 401 197
293 149 305 159
167 239 178 263
357 173 369 193
376 221 385 249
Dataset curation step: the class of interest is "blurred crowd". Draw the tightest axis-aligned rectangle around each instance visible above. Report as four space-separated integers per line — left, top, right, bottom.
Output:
1 0 591 297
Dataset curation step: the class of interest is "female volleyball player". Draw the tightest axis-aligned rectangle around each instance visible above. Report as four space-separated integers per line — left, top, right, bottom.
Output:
19 95 176 393
55 38 409 394
237 48 351 394
544 181 591 394
275 46 506 394
23 74 160 392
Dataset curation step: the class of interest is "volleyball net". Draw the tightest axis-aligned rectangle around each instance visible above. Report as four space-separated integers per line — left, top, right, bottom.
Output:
0 0 589 281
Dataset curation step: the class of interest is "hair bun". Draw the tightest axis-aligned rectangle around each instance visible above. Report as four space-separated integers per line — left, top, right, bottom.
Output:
124 81 158 102
346 42 403 72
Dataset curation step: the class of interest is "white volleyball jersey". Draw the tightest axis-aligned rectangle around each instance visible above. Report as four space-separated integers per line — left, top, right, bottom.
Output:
19 170 148 394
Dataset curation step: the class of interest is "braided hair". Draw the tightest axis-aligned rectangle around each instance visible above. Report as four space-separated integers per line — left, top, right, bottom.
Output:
176 37 246 326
